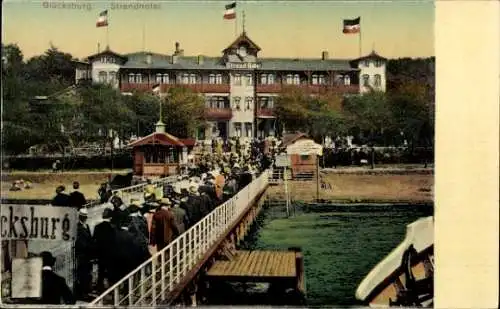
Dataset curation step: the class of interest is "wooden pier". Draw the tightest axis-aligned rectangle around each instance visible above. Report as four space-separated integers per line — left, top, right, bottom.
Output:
204 249 306 305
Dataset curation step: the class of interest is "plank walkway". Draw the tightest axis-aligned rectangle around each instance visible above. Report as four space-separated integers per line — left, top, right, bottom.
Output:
207 250 297 280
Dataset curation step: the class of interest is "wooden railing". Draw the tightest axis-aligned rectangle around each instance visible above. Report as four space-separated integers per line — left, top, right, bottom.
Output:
204 108 232 120
120 83 230 93
256 83 359 94
256 108 275 118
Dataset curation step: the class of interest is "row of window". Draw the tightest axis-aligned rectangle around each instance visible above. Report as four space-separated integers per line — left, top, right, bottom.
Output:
233 122 253 138
362 74 382 87
98 71 117 83
119 72 354 86
362 59 384 68
205 96 275 110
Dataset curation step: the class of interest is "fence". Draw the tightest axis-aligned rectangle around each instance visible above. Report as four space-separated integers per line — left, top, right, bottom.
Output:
88 169 270 306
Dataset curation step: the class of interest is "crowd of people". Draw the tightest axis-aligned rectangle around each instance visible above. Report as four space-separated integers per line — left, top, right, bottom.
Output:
38 138 276 304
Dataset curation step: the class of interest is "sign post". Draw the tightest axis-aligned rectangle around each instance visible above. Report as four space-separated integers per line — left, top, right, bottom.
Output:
275 154 291 217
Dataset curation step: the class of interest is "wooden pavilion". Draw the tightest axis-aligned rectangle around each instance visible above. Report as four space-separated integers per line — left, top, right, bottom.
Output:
127 121 195 177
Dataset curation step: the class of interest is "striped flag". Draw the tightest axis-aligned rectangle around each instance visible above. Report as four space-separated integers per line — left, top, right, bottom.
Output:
96 10 108 27
224 2 236 20
343 17 360 34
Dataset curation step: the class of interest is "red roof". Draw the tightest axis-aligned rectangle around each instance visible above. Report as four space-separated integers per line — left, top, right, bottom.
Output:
127 132 187 148
179 138 196 147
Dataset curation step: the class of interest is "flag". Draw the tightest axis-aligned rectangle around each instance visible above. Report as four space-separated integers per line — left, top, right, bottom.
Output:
152 84 160 93
224 2 236 20
343 17 360 34
96 10 108 27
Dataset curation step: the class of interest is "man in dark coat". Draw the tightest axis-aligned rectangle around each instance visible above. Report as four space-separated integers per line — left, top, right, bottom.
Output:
69 181 87 209
51 185 70 206
186 185 203 226
126 199 149 249
108 227 138 284
198 187 213 217
92 208 115 293
170 199 189 234
110 195 128 228
39 251 75 304
150 198 179 251
74 208 93 300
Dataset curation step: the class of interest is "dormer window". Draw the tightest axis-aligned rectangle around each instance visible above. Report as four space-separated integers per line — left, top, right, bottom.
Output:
364 60 370 67
238 45 247 57
375 60 383 67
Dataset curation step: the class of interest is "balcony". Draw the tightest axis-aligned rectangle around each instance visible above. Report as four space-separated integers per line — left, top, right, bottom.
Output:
256 108 276 118
204 108 232 120
256 83 360 95
120 83 230 94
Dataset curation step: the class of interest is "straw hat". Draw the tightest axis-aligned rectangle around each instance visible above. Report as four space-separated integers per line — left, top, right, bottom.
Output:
159 198 172 206
78 208 88 216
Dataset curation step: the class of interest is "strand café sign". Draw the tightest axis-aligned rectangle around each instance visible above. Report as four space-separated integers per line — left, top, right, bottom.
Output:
227 62 261 69
0 205 78 241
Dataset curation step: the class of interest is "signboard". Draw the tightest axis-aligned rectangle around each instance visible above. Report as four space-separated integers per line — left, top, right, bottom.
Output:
275 154 291 167
11 257 43 299
0 205 78 241
286 139 323 156
227 62 261 69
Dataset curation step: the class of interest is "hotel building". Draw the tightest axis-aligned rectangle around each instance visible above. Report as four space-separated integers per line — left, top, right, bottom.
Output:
75 32 387 140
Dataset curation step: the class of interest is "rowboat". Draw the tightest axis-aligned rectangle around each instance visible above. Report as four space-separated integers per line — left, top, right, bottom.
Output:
355 216 434 307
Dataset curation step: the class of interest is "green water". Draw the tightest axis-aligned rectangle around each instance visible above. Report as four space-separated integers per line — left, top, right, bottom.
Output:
241 203 433 306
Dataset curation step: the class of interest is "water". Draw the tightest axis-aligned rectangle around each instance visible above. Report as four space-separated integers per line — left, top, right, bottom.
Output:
241 202 433 306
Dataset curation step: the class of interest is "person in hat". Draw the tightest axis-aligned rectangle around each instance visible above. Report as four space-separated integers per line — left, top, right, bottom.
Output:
39 251 75 304
92 208 115 293
150 198 179 251
186 185 202 227
75 208 93 300
110 195 127 228
127 199 148 247
170 199 189 235
51 185 70 207
69 181 87 210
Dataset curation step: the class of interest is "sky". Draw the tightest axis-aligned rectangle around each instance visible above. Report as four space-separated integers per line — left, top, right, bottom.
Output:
2 0 434 61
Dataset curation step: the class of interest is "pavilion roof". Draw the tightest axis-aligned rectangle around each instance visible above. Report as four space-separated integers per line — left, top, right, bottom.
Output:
126 132 187 148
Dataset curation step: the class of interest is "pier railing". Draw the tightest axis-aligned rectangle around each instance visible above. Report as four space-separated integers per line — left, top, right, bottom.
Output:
88 169 270 306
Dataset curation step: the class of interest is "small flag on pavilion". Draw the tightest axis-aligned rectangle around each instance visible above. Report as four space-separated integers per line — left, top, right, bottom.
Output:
152 84 161 93
224 2 236 20
96 10 108 27
343 17 360 34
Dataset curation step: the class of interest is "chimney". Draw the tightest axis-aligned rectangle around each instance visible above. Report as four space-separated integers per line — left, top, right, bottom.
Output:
198 55 204 65
146 53 152 64
322 51 329 60
175 42 180 54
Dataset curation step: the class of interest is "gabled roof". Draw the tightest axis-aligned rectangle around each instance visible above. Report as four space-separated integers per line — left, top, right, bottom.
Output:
126 132 186 148
121 52 226 70
87 48 128 62
281 132 308 148
223 31 261 53
260 58 356 71
351 50 387 63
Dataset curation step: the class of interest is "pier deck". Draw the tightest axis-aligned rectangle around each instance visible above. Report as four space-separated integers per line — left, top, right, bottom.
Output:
207 250 298 281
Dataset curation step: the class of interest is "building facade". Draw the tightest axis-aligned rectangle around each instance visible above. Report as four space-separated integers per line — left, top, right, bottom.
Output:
75 32 387 141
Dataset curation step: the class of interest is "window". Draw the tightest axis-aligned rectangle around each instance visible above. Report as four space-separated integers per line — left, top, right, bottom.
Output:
109 71 116 83
99 71 107 83
362 74 370 87
156 73 163 84
245 123 252 138
286 74 293 84
218 97 228 109
128 73 135 83
162 74 169 84
233 97 241 110
245 74 253 85
234 74 241 85
375 60 383 67
245 97 253 110
312 75 318 85
182 74 189 84
216 74 222 84
318 75 325 85
135 73 143 83
374 74 381 87
344 75 351 86
205 97 212 108
189 74 197 84
268 97 275 108
260 97 269 109
268 74 275 84
209 74 215 84
364 60 370 67
300 155 310 161
260 74 267 85
234 123 242 137
293 74 300 85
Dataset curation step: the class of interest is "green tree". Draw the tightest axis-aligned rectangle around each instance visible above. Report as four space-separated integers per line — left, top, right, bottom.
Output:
161 87 205 138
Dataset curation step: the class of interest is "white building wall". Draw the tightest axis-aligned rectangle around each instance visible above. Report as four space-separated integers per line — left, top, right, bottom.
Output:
229 71 255 140
91 61 121 89
357 58 386 93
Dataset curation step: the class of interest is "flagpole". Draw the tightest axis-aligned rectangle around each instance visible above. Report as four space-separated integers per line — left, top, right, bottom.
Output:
106 11 110 49
235 1 238 37
358 17 362 57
